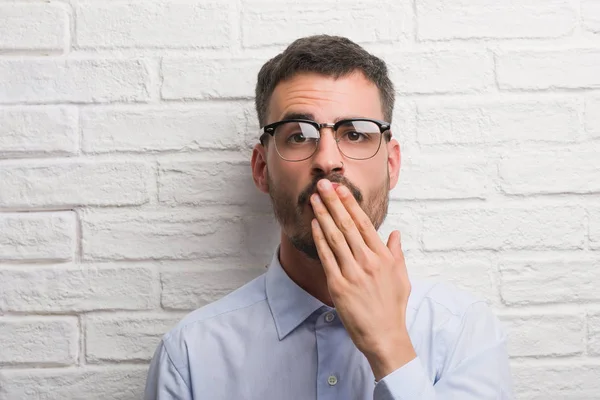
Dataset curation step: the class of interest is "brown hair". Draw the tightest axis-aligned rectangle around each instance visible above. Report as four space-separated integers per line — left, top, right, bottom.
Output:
254 35 395 129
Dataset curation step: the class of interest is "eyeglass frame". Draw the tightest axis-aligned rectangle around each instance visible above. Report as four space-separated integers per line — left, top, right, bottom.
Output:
258 117 392 162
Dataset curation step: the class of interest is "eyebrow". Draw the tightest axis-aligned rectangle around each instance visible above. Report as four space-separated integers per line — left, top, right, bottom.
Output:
281 112 315 121
280 112 364 123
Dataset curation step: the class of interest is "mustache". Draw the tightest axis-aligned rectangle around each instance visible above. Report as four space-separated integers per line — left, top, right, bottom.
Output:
297 173 363 207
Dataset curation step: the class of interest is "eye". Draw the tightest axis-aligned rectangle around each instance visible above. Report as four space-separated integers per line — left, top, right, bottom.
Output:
344 131 367 141
287 133 307 144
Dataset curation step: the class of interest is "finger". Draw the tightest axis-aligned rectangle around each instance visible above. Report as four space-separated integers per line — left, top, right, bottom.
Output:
336 184 387 253
311 218 343 282
310 192 358 277
387 230 407 270
316 179 369 258
386 230 402 258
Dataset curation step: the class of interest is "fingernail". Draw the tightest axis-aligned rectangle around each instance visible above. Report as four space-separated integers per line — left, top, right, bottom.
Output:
318 179 332 190
311 194 322 204
337 185 349 195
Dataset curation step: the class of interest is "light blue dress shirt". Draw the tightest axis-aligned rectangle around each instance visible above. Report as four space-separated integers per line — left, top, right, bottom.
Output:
145 250 514 399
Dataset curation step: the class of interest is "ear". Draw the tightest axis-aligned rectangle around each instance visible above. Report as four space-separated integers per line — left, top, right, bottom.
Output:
386 135 401 190
251 143 269 194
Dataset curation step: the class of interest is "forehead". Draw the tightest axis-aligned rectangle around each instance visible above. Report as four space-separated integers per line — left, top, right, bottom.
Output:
267 71 383 124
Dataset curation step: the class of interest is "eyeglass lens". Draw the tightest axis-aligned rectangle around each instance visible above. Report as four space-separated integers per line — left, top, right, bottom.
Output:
273 120 383 161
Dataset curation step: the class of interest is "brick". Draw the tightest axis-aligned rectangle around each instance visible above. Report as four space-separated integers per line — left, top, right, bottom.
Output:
422 207 585 251
407 257 496 304
0 264 157 313
76 1 230 49
0 161 150 208
0 317 78 365
241 0 409 48
417 98 579 145
241 102 261 150
377 208 420 253
0 3 69 51
585 97 600 139
81 210 245 261
499 259 600 305
590 208 600 250
85 313 183 362
242 214 286 260
0 106 77 157
499 314 584 357
159 161 267 207
499 151 600 195
82 104 246 153
391 154 491 200
582 0 600 33
0 59 150 104
497 50 600 90
587 312 600 355
161 58 262 100
385 51 494 94
0 212 75 262
0 366 147 400
417 0 575 40
162 264 264 310
512 364 600 397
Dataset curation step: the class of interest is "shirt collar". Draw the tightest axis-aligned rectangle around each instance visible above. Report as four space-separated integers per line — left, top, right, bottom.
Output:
265 249 327 340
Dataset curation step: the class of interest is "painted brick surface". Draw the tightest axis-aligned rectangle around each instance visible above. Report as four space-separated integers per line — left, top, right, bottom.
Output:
497 50 600 90
76 1 231 49
85 313 185 362
0 264 158 313
0 212 75 262
417 0 576 40
499 314 585 357
0 59 150 104
1 1 598 398
0 367 148 400
0 106 78 156
81 104 248 152
0 161 151 208
0 3 69 52
0 317 79 366
416 98 579 144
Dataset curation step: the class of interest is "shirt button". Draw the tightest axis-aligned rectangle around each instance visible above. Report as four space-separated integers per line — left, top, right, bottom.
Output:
324 312 335 323
327 375 338 386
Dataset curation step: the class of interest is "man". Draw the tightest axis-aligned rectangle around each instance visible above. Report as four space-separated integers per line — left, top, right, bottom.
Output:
145 35 514 399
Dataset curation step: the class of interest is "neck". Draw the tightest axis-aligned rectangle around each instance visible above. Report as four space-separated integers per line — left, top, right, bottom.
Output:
278 231 334 307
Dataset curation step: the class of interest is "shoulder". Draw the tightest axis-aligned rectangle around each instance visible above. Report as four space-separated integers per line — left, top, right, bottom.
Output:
408 279 502 337
159 272 268 364
410 279 486 317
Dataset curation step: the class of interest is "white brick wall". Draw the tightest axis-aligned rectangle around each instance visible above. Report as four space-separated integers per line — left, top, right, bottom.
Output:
0 0 598 398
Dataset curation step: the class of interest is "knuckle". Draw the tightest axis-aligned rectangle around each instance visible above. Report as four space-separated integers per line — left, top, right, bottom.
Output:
327 230 346 248
364 263 379 276
361 257 379 275
356 215 371 231
312 225 323 240
355 247 371 262
314 206 328 217
339 217 355 233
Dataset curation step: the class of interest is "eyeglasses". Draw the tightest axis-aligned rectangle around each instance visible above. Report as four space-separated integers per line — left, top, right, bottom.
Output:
259 118 391 162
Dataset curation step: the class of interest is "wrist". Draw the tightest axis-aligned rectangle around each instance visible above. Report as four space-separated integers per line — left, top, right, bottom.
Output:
366 334 416 381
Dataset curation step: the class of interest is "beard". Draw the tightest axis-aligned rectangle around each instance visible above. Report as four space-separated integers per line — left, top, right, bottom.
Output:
267 170 390 260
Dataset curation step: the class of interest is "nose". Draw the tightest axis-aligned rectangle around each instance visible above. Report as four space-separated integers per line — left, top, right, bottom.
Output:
310 128 345 177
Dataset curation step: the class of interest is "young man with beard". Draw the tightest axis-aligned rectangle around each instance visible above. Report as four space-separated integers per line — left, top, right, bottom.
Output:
145 35 514 399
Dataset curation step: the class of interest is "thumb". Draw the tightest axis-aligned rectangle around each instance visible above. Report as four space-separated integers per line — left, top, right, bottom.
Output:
386 230 403 259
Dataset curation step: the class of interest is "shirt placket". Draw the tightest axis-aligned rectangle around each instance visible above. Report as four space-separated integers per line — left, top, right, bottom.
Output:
315 308 351 400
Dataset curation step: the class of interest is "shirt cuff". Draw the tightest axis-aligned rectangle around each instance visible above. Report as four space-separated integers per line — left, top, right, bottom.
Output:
373 356 434 400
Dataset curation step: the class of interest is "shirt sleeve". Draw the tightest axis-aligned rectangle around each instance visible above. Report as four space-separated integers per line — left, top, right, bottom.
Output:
144 340 193 400
373 301 515 400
